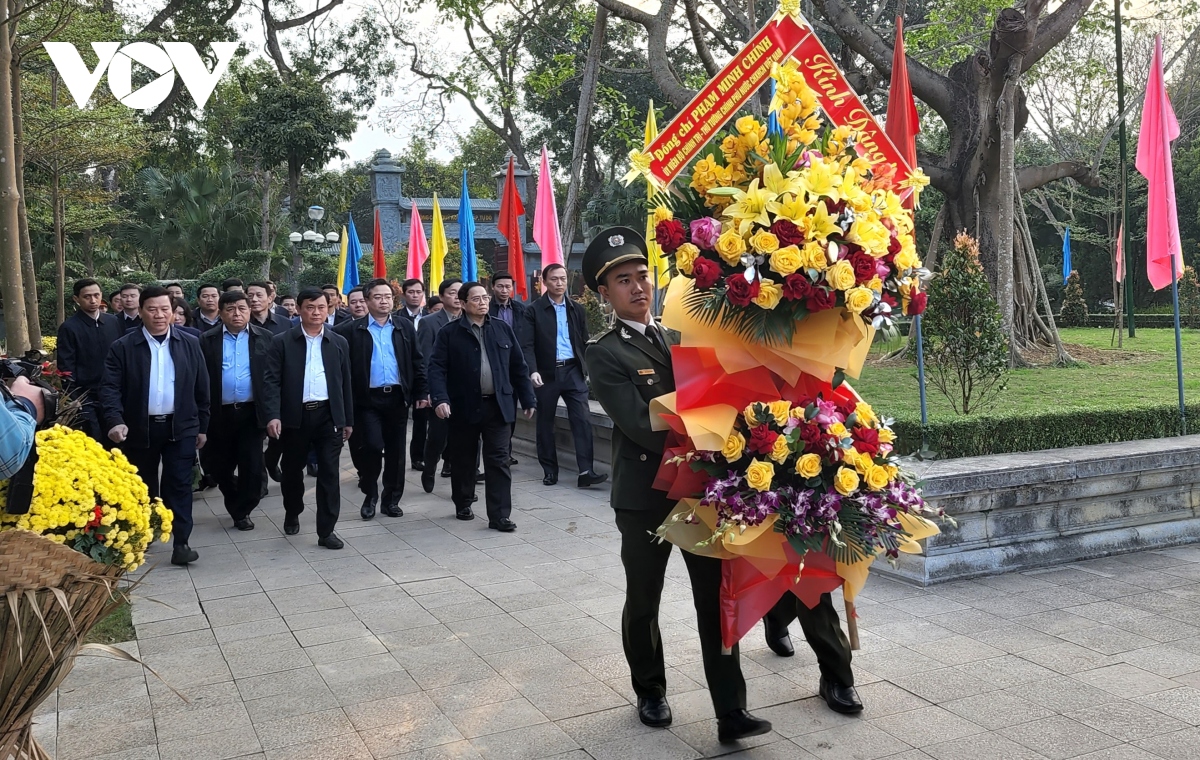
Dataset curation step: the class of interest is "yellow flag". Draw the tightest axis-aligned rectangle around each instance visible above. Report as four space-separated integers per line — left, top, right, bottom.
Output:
336 225 349 292
430 194 447 293
644 102 671 288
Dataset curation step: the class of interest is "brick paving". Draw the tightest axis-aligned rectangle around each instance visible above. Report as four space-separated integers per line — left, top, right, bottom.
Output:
34 450 1200 760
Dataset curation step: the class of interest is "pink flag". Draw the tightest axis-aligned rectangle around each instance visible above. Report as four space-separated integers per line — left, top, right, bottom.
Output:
406 201 429 282
1136 36 1182 291
1115 222 1125 283
532 145 564 269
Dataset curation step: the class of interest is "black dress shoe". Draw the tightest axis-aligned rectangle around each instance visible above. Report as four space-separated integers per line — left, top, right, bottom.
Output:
637 696 672 727
542 475 558 486
764 617 794 657
820 677 863 714
456 507 475 520
380 491 403 517
717 709 772 743
509 456 518 465
267 463 283 482
440 465 452 478
283 517 300 535
233 518 254 531
259 480 269 499
475 471 485 483
577 471 608 488
489 519 516 532
318 533 344 550
170 544 199 566
421 470 435 493
471 494 478 503
361 493 377 520
412 459 426 471
306 463 319 478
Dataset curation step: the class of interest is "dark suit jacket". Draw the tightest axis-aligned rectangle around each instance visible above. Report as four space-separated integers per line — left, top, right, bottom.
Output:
416 309 453 370
195 313 222 333
100 328 211 448
261 326 354 430
251 310 291 336
429 317 536 425
488 298 528 335
396 307 427 324
520 295 590 382
273 304 291 320
334 315 428 405
583 322 679 510
56 310 123 395
119 313 142 333
199 324 273 429
174 324 201 339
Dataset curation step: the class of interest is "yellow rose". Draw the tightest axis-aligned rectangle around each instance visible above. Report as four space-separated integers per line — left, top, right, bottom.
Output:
796 453 822 479
750 229 780 255
878 428 897 444
854 402 877 426
716 230 747 266
828 422 848 439
866 464 892 491
675 243 700 275
825 259 856 291
769 245 803 276
743 403 765 426
801 242 829 271
769 434 791 464
735 115 761 136
653 205 674 223
894 247 920 272
849 449 872 474
745 459 775 492
834 466 860 496
844 286 875 314
722 431 746 462
754 278 783 310
768 400 791 426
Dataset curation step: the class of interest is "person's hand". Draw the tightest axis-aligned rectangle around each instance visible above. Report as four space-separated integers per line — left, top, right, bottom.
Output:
522 408 535 419
267 419 282 439
10 376 45 423
108 424 128 443
343 426 353 442
530 372 544 388
196 433 207 450
436 403 451 419
415 398 430 409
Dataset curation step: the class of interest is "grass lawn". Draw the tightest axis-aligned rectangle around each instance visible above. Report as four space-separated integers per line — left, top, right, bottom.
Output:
84 598 134 645
852 327 1200 420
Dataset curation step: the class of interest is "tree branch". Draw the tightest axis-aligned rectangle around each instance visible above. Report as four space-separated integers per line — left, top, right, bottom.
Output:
593 0 655 30
596 0 694 108
684 0 720 77
1023 0 1097 72
272 0 346 31
1017 161 1102 191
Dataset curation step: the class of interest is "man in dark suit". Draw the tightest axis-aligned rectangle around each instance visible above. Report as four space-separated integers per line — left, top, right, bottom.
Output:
321 284 353 326
100 285 210 566
521 264 606 489
429 281 535 528
397 278 429 470
57 278 124 442
488 273 527 330
416 278 462 492
582 228 770 742
397 278 427 324
194 284 222 332
116 283 142 332
335 278 429 520
266 281 291 320
199 291 272 531
262 287 354 550
246 281 291 336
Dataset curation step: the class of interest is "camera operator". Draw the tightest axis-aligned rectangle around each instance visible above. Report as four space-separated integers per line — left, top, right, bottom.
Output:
0 376 45 479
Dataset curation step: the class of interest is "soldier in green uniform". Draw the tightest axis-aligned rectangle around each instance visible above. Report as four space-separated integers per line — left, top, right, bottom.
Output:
582 227 772 743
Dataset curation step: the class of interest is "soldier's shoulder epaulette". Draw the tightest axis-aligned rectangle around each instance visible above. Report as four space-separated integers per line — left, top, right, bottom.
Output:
587 325 616 345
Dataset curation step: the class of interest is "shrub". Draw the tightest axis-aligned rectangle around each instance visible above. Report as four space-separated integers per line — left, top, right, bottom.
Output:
1180 266 1200 329
922 232 1008 414
1059 270 1089 327
195 250 272 287
575 289 609 336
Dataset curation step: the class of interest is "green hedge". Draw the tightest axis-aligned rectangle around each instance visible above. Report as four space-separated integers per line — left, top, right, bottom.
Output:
891 403 1199 459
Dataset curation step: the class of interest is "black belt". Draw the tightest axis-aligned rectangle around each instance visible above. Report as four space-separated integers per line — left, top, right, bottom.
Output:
223 401 254 410
370 385 403 395
303 400 329 410
149 414 173 424
481 394 495 400
555 359 578 367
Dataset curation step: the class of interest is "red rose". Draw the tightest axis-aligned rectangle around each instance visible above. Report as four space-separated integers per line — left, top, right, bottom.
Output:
881 292 899 309
726 275 760 308
835 395 858 417
806 287 836 312
852 427 880 456
797 421 823 453
782 274 812 301
888 234 902 256
770 218 805 247
849 252 876 284
747 424 780 455
655 219 687 253
907 291 928 316
826 199 847 216
691 257 721 289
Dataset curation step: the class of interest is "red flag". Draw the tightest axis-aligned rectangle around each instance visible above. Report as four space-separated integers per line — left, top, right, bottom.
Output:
1115 221 1125 283
372 208 386 279
885 17 919 208
498 156 527 299
1137 35 1182 291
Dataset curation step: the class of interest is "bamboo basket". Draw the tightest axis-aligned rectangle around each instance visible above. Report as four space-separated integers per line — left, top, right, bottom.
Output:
0 529 126 760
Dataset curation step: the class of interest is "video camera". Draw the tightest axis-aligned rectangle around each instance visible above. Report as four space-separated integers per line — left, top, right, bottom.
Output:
0 350 62 428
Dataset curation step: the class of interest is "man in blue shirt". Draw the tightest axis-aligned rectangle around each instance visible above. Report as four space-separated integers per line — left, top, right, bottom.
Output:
199 291 273 531
0 376 44 479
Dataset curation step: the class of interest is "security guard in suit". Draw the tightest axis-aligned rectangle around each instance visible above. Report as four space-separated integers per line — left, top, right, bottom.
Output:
582 227 771 744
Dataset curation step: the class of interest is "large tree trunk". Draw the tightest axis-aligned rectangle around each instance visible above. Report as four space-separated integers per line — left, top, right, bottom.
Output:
0 7 27 354
12 51 37 346
260 168 272 277
560 6 608 253
288 161 302 290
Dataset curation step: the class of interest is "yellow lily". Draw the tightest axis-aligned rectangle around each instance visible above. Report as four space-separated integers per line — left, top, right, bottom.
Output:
722 178 777 236
808 200 840 242
800 156 841 204
767 191 811 224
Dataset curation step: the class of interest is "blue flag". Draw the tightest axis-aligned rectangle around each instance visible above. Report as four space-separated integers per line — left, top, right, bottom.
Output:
343 214 363 294
1062 226 1072 284
459 170 478 282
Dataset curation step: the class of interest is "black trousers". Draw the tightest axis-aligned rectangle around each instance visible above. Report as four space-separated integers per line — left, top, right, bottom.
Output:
535 361 594 477
446 397 511 521
121 419 196 547
764 592 855 686
279 403 343 538
207 404 265 521
410 405 430 463
422 414 450 477
614 500 746 718
349 387 408 500
75 395 106 444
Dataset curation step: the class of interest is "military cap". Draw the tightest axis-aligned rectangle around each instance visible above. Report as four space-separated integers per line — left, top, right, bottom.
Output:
582 226 649 292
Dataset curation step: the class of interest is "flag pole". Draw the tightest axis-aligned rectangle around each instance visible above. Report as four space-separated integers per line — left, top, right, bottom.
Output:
1172 252 1186 434
915 316 928 447
1116 0 1135 337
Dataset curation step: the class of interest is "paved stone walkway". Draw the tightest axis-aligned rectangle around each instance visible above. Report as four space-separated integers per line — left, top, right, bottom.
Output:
34 449 1200 760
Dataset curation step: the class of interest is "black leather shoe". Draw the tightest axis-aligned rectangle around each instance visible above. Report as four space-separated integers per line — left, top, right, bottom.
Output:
820 677 863 714
283 517 299 535
318 533 344 550
489 519 516 532
267 463 282 482
471 494 478 503
361 493 377 520
456 507 475 520
717 709 772 743
440 465 452 478
475 471 485 483
542 475 558 486
233 518 254 531
412 459 426 471
637 696 672 727
380 491 403 517
306 463 319 478
171 544 199 566
421 469 435 493
764 617 794 657
509 456 518 465
577 471 608 488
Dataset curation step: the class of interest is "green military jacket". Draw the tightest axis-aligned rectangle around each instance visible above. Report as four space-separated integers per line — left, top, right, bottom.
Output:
584 320 680 511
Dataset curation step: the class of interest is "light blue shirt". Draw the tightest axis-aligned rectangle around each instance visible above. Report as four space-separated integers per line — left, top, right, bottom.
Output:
552 298 573 361
302 330 329 402
368 318 401 388
0 396 36 479
144 328 175 415
221 327 252 404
